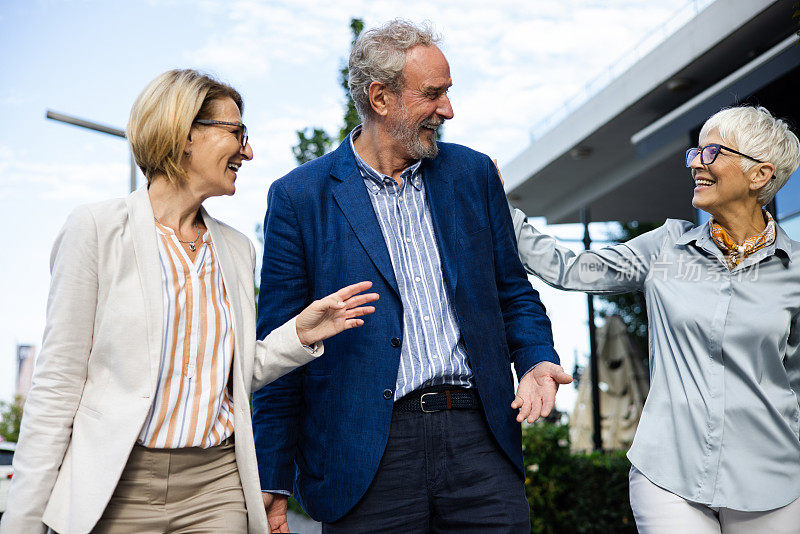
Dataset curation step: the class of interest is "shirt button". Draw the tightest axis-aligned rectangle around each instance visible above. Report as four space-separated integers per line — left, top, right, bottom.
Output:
383 389 393 400
424 315 430 321
391 337 401 348
406 237 412 243
415 276 421 282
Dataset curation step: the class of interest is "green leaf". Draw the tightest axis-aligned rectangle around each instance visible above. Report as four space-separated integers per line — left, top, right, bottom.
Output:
0 395 23 443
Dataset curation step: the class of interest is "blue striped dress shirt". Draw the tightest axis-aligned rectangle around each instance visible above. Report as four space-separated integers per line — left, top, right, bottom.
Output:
350 127 473 400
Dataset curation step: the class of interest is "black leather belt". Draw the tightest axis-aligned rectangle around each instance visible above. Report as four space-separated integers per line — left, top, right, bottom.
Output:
394 386 479 413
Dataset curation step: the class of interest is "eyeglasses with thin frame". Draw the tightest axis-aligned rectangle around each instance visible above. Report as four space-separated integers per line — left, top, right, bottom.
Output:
685 143 763 168
193 119 249 148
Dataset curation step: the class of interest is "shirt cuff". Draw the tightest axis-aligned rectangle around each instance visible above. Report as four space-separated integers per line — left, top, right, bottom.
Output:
301 342 322 356
262 489 292 496
279 316 325 360
519 360 548 381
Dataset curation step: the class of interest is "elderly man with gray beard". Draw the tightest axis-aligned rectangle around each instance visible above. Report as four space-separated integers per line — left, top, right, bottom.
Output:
252 19 572 533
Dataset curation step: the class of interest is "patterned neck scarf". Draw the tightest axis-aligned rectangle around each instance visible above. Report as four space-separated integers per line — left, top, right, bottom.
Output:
710 210 776 270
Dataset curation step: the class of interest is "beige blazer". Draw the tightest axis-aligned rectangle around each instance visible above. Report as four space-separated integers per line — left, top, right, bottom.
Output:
0 187 318 534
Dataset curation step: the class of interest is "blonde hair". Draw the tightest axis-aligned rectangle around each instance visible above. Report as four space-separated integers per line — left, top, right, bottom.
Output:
127 69 243 185
699 106 800 205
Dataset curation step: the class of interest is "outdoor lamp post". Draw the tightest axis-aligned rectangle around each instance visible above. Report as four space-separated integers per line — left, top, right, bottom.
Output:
45 110 137 193
581 207 603 452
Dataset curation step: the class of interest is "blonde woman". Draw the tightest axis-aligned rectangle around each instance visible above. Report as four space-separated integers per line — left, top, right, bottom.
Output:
0 69 378 534
510 106 800 533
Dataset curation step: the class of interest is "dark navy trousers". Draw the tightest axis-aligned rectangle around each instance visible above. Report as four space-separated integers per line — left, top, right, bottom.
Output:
322 408 530 533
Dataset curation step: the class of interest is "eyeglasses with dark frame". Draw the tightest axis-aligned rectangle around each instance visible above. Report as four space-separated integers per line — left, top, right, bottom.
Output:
685 143 763 168
193 119 249 148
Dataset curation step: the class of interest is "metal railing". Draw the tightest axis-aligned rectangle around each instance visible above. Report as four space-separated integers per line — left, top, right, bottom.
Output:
530 0 717 141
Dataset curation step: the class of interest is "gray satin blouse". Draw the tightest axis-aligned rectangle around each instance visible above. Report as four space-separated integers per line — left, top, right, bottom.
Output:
511 208 800 511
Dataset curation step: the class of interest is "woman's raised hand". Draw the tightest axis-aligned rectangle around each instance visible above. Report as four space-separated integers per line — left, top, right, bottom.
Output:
295 281 379 346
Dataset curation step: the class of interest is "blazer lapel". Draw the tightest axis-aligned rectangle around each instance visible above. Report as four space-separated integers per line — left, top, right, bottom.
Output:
203 210 246 377
423 159 459 296
331 142 400 297
126 187 164 395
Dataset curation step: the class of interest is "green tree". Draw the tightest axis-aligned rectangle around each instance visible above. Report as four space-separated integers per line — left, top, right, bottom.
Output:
337 17 365 142
523 422 635 533
292 128 334 165
292 17 364 165
0 396 24 443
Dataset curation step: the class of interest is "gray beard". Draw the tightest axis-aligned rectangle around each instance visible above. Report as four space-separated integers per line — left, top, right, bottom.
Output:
391 105 440 160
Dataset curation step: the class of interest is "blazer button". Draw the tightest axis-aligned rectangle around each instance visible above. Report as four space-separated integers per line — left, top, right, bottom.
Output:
383 389 393 400
391 337 401 348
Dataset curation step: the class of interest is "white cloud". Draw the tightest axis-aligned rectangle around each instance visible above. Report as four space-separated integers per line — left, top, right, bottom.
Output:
184 0 355 79
0 93 35 107
0 143 127 203
177 0 691 166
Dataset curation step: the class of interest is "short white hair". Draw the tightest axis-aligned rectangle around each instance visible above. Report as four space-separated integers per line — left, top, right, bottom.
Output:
348 19 440 122
699 106 800 205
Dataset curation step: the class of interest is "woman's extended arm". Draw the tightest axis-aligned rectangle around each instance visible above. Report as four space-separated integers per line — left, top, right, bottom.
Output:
510 203 690 294
251 281 378 391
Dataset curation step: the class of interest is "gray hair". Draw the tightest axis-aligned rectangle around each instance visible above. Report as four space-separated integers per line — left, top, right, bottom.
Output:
348 19 440 122
699 106 800 205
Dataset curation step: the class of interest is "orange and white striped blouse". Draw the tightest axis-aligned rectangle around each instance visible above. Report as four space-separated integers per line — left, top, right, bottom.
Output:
137 219 235 449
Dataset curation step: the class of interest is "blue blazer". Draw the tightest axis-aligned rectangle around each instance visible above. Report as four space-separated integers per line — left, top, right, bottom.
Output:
253 137 559 522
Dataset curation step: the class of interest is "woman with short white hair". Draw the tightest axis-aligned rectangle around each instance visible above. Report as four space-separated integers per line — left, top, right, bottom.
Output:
509 105 800 533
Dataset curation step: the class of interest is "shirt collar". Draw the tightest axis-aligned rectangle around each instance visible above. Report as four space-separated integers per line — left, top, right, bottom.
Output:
709 210 776 269
349 125 423 191
774 224 795 262
675 220 710 246
675 218 793 263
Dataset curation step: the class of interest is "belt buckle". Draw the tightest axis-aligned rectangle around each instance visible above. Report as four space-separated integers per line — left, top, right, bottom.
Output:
420 392 439 413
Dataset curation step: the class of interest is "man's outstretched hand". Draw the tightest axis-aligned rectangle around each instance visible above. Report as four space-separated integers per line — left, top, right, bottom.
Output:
511 362 573 423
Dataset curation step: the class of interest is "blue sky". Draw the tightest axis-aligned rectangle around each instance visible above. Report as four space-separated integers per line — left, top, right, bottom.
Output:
0 0 695 408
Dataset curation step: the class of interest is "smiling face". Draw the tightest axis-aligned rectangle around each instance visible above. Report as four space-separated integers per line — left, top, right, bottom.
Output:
184 97 253 199
689 129 760 218
387 45 454 159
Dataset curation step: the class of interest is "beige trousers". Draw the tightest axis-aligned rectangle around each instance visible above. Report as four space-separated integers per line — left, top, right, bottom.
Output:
90 437 247 534
629 466 800 534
